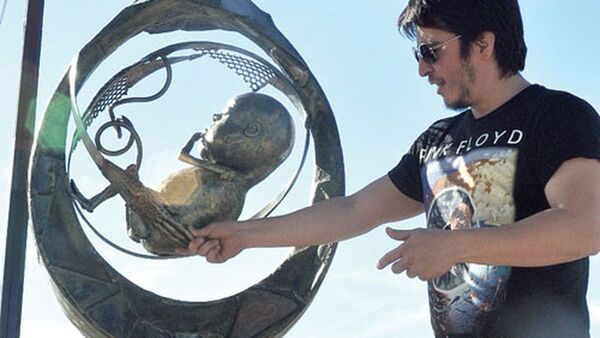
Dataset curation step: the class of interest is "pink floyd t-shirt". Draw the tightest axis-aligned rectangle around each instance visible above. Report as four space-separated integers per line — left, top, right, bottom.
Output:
389 85 600 338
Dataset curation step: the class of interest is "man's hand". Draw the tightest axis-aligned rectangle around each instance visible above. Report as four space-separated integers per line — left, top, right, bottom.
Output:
377 227 460 281
176 221 247 263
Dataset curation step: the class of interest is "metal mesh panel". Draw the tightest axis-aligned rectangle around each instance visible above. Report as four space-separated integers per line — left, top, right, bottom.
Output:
207 49 275 92
71 48 275 154
87 77 128 123
70 71 131 153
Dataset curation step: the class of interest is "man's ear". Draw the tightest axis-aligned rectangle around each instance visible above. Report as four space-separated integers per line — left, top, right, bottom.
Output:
473 31 495 60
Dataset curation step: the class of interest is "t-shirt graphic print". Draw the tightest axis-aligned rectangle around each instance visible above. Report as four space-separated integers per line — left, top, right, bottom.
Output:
423 147 516 334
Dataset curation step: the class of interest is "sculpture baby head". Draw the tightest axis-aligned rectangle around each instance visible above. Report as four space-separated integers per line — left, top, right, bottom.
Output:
201 92 295 176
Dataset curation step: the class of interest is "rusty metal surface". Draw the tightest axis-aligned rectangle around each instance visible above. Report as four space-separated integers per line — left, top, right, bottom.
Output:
30 0 344 337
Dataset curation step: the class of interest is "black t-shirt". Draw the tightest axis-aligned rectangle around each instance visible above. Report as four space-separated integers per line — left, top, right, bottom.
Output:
388 84 600 337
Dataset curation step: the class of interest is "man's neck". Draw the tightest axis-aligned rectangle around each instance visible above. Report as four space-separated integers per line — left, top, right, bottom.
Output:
470 74 531 119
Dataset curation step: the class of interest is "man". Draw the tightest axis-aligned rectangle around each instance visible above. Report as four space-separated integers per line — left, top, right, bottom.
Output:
179 1 600 336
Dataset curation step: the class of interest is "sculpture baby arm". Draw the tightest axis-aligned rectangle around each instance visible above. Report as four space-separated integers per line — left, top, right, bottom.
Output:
178 132 235 180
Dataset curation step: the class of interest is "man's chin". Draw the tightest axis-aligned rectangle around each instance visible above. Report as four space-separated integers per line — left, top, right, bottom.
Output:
444 98 470 111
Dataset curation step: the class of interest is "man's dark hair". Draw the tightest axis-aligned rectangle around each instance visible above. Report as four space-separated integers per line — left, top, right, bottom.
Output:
398 0 527 78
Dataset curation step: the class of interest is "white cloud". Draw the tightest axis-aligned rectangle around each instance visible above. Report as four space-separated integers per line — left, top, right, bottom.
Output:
329 268 425 294
590 299 600 324
288 298 431 338
344 304 430 338
21 320 82 338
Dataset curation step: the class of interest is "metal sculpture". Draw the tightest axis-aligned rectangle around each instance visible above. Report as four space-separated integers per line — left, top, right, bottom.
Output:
71 92 295 255
30 0 344 337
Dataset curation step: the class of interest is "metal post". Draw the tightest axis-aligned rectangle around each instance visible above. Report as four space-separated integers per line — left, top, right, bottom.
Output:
0 0 44 337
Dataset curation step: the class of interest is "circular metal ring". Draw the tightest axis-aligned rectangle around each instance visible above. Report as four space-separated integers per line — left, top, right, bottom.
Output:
30 1 344 337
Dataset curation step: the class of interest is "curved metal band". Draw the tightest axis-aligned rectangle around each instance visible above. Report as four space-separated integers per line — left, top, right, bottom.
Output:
30 1 344 337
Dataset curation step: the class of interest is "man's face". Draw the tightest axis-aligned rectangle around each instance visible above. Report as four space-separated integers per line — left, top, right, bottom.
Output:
415 27 476 110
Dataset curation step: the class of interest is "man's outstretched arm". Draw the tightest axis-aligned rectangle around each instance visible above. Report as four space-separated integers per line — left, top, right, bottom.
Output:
179 175 423 263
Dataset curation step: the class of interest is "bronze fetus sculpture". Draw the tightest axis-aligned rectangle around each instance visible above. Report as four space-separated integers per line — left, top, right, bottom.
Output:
71 92 294 255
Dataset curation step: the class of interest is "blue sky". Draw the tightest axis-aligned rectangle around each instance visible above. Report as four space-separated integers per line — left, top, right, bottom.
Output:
0 1 599 337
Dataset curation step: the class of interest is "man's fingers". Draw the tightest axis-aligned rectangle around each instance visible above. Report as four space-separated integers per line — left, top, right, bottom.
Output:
391 258 410 275
189 225 212 237
406 267 418 279
206 244 224 263
385 227 412 241
174 247 194 256
196 239 221 256
377 243 406 270
187 237 206 252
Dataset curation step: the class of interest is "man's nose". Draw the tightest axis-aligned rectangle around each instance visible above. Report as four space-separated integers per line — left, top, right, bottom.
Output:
418 59 433 77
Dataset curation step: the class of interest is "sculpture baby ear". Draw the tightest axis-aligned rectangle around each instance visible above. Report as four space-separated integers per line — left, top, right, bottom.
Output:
244 121 262 137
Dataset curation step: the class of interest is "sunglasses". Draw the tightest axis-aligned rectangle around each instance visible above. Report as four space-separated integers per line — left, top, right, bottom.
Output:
413 35 461 64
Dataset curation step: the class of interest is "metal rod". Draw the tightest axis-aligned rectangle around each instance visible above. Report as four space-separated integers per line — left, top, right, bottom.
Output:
0 0 45 337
